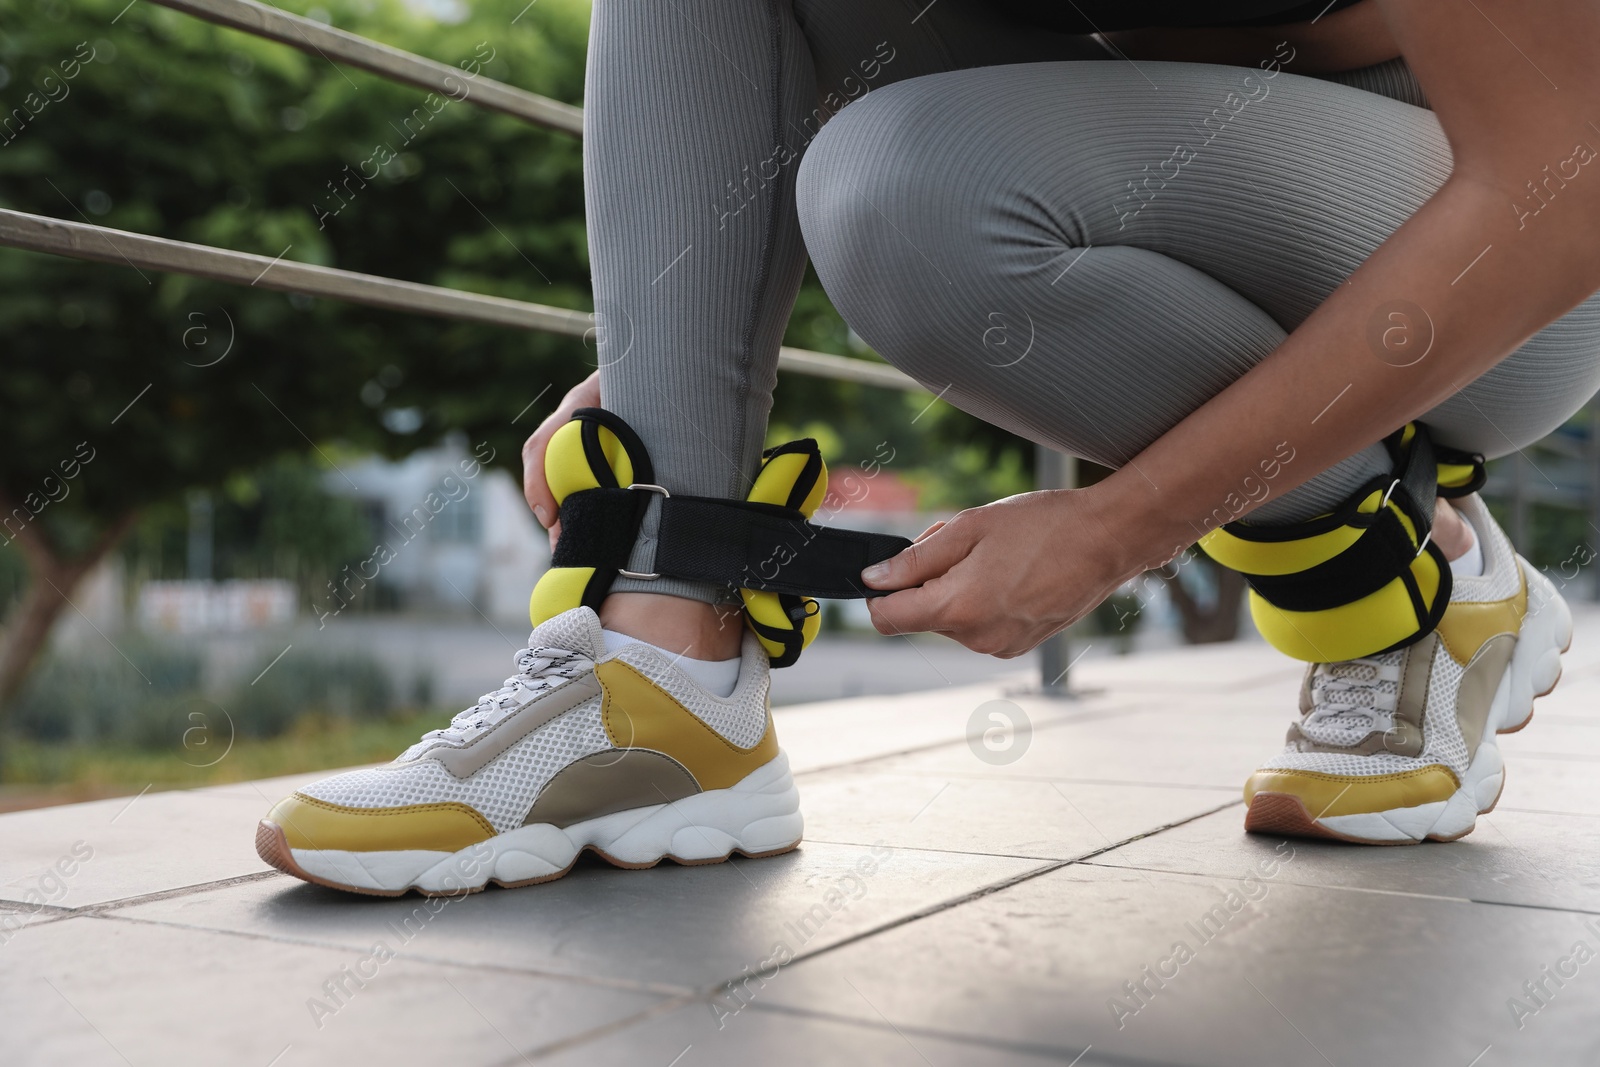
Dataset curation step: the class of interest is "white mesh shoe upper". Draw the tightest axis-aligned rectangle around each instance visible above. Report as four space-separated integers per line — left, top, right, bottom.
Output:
1260 641 1472 779
1258 493 1517 781
298 701 612 833
1450 493 1521 604
294 607 774 833
1298 652 1403 748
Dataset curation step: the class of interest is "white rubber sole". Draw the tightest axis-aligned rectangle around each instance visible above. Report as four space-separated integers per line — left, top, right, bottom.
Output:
264 752 804 896
1312 559 1571 844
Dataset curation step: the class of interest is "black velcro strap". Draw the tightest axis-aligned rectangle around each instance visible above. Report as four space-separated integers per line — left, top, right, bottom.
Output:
551 489 911 599
1244 507 1422 611
1435 442 1488 498
1223 424 1449 616
1384 423 1438 531
550 488 650 570
657 497 910 599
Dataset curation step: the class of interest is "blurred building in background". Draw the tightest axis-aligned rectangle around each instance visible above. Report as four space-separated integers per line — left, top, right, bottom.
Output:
320 436 548 625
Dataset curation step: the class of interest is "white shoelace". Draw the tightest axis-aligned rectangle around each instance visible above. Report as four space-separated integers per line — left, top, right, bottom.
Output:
401 643 593 758
1302 649 1404 746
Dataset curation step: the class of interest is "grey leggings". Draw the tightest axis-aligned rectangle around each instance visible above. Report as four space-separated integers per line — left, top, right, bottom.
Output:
585 0 1600 603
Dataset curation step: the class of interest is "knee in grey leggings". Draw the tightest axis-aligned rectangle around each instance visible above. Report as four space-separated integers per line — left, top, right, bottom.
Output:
797 57 1600 520
586 0 1600 602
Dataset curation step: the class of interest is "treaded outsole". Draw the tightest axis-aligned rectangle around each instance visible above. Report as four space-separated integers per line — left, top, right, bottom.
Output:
1243 771 1508 846
255 819 801 898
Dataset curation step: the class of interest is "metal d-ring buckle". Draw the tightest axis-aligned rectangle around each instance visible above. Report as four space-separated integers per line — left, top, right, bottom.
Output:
616 483 671 580
1379 478 1402 510
1378 479 1435 559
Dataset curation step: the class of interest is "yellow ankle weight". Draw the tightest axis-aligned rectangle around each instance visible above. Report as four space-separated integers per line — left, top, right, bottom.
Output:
1200 423 1461 663
528 409 901 668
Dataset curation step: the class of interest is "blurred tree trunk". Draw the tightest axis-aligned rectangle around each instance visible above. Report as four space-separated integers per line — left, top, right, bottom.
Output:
1162 557 1246 644
0 494 135 713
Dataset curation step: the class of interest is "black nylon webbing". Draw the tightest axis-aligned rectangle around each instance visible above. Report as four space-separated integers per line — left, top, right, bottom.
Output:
1435 443 1488 498
1226 424 1443 612
1389 424 1438 531
656 497 910 598
551 489 911 599
1244 510 1420 611
549 488 641 570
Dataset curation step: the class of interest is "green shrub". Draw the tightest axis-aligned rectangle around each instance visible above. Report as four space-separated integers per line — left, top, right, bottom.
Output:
8 637 204 748
6 637 429 749
228 647 400 738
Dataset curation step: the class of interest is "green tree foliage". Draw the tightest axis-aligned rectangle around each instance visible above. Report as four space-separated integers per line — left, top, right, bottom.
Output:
120 452 375 605
0 0 1033 716
0 0 596 705
776 270 1033 509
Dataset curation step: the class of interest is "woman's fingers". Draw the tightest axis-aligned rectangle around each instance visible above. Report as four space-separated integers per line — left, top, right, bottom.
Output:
521 435 556 528
861 515 974 591
865 489 1127 656
866 583 957 638
521 371 601 528
861 517 981 636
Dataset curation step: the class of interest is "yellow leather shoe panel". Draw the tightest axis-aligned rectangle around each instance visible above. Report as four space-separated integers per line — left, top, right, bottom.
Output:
1435 571 1528 666
1244 766 1459 818
596 660 778 790
267 794 495 852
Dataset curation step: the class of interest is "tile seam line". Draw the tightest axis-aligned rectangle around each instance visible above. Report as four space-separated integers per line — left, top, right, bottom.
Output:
0 910 80 935
0 901 76 918
76 911 693 998
489 992 704 1066
1464 897 1600 919
802 767 1245 791
51 870 284 916
1076 860 1477 904
793 838 1140 864
787 704 1182 779
745 999 1175 1067
696 800 1245 996
1494 806 1600 818
1080 860 1600 917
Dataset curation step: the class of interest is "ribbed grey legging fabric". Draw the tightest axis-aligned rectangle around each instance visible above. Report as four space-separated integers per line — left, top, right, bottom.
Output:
585 0 1600 604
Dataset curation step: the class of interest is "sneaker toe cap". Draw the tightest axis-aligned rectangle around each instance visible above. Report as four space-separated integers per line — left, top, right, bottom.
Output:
262 792 495 852
1244 764 1459 818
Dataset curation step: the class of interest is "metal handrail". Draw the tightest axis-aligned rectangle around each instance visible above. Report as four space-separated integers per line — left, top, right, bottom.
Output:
0 208 919 390
7 0 1083 689
148 0 584 136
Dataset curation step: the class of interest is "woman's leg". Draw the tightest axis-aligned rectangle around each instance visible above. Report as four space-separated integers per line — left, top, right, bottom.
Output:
797 59 1596 845
796 60 1600 525
582 0 1106 619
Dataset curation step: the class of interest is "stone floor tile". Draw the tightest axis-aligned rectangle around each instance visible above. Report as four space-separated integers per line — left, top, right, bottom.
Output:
534 1002 1077 1067
107 841 1046 989
1 914 661 1067
797 769 1237 860
761 862 1600 1067
1091 806 1600 912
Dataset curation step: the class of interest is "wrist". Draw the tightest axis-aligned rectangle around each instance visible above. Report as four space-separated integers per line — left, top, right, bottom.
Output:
1079 469 1198 579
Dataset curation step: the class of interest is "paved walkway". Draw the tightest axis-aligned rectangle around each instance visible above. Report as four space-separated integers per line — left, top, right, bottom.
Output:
4 609 1599 1066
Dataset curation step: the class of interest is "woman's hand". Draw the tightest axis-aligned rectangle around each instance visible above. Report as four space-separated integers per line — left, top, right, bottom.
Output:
860 486 1153 658
521 370 601 549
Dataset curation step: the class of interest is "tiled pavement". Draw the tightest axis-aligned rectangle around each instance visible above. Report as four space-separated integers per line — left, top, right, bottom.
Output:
4 611 1599 1066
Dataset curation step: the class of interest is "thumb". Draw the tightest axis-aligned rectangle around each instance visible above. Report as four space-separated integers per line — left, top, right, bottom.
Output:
861 519 974 591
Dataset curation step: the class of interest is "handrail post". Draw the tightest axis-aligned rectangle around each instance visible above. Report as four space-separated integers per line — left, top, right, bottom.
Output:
1035 443 1075 696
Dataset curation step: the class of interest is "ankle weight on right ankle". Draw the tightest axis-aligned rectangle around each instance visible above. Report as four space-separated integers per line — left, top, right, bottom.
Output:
1201 422 1460 662
529 408 910 667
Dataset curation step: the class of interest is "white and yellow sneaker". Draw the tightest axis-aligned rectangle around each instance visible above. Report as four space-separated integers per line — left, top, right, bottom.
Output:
255 607 802 895
1244 494 1572 844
